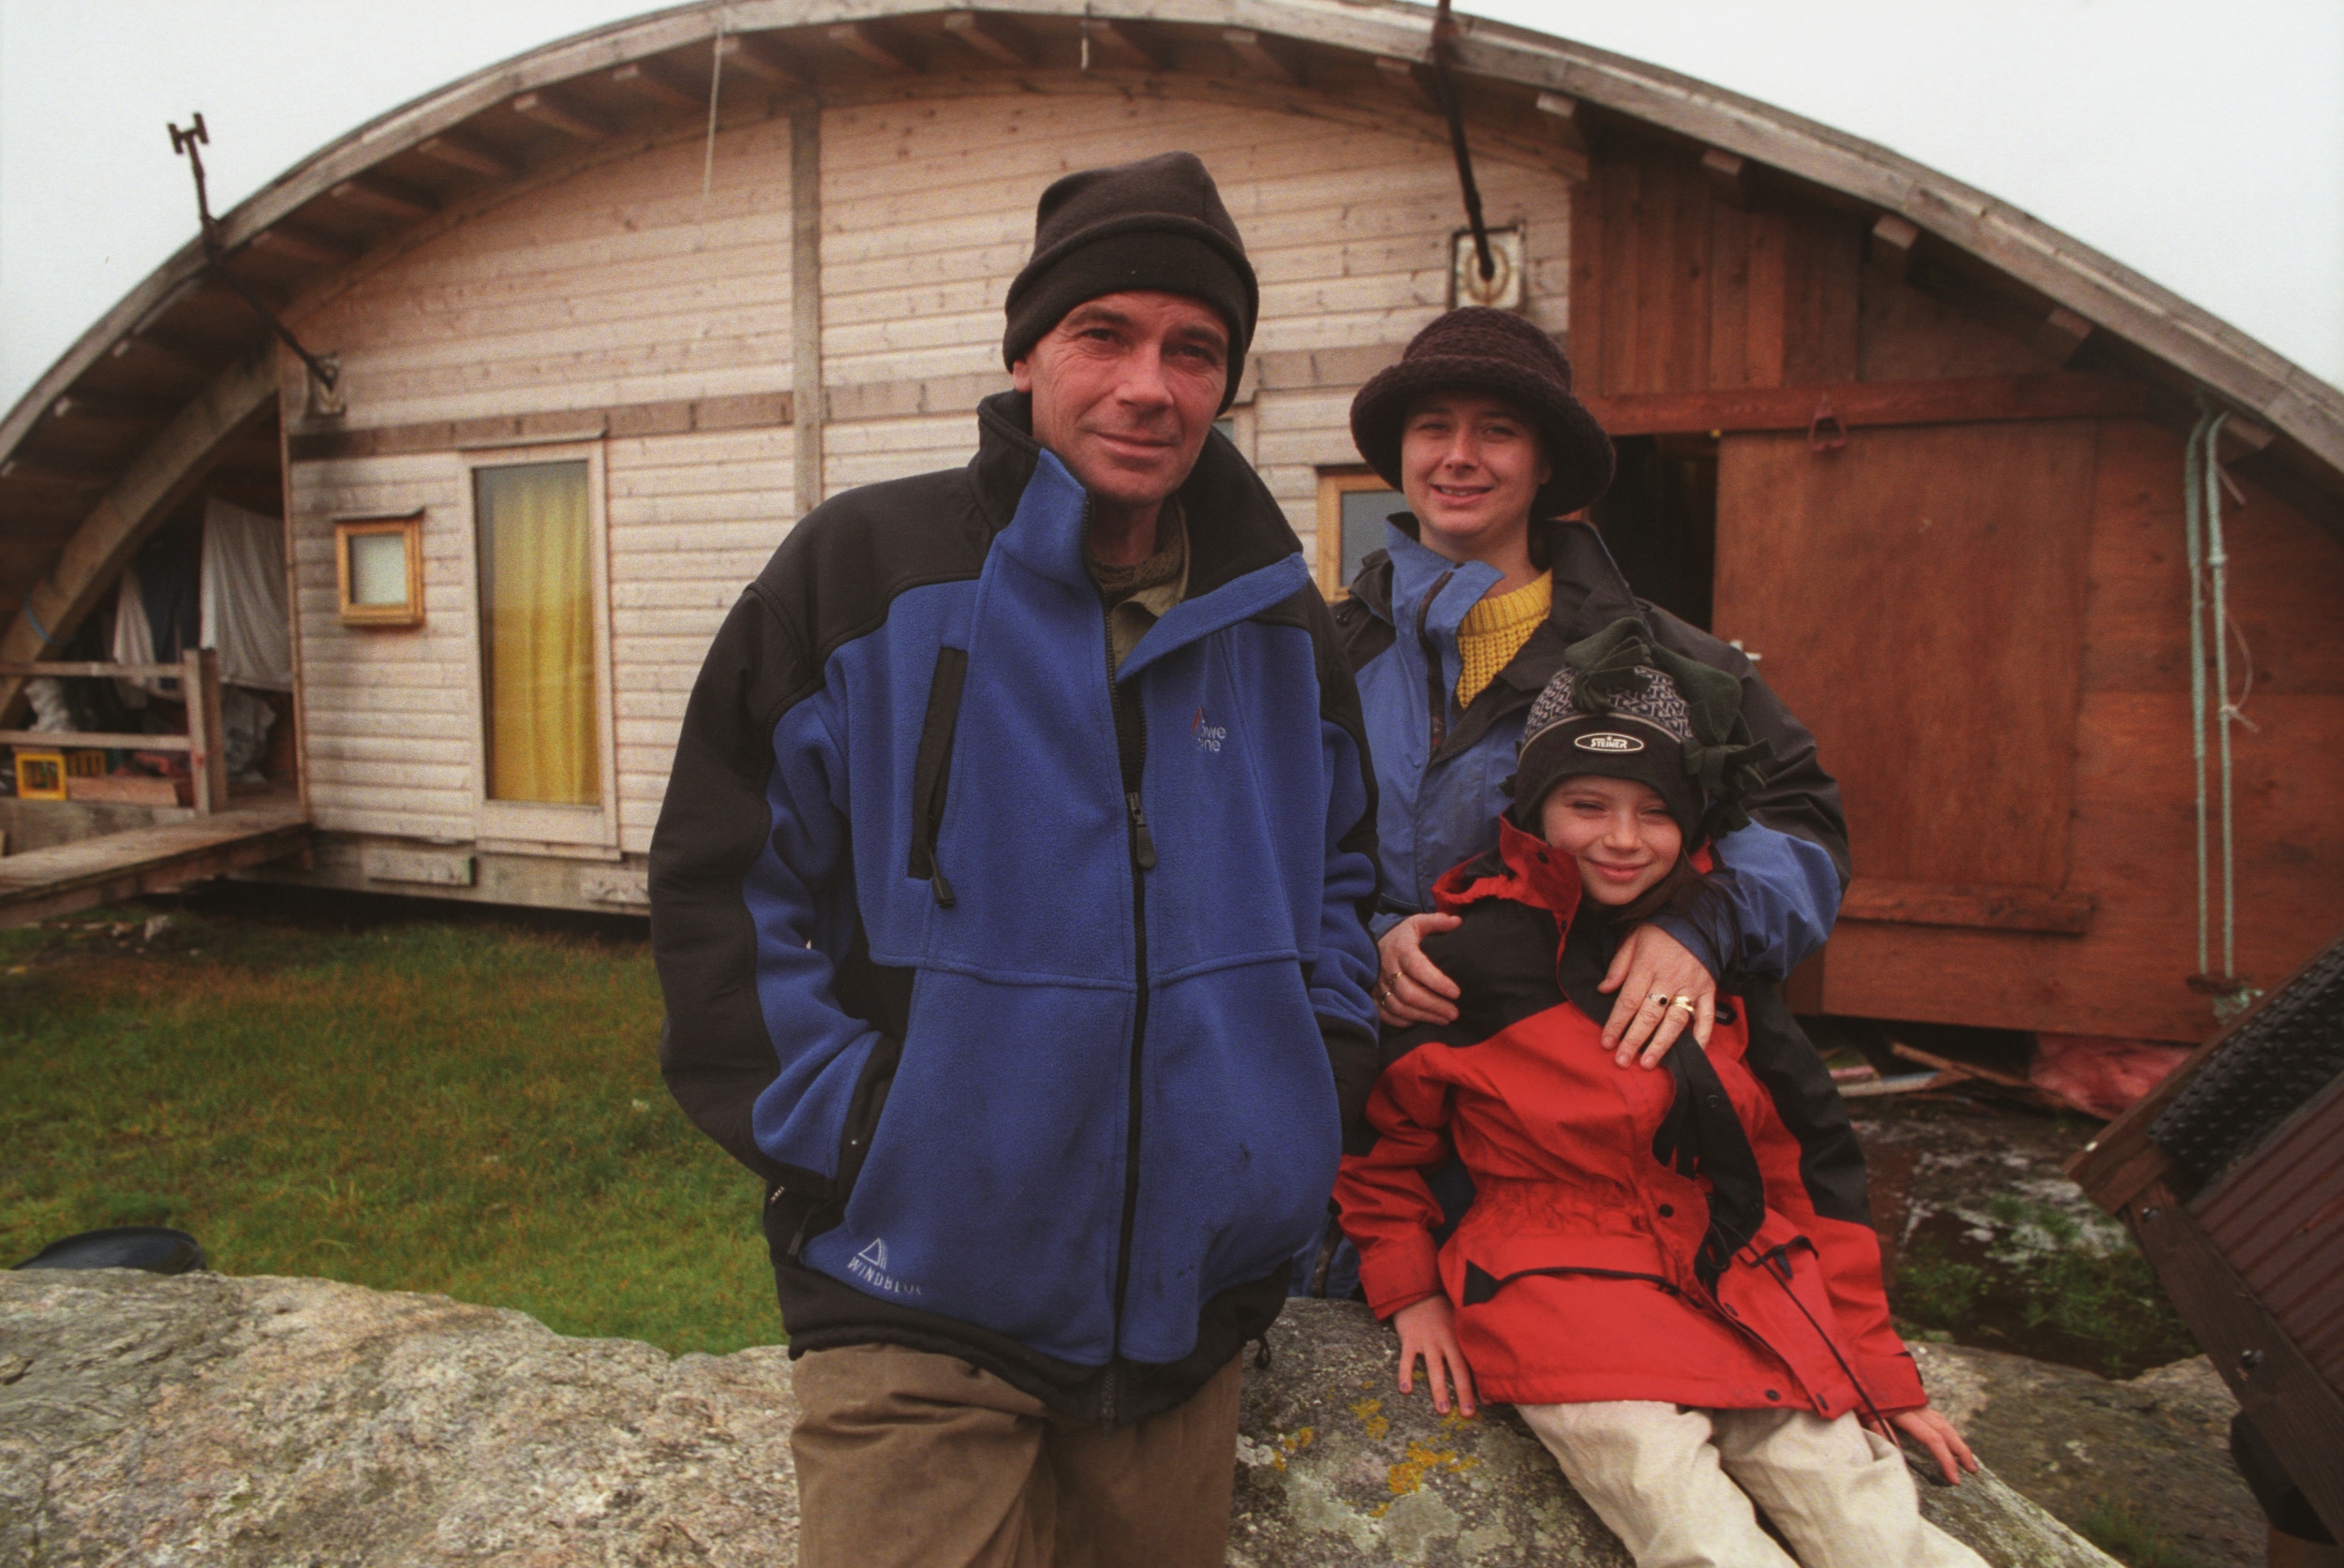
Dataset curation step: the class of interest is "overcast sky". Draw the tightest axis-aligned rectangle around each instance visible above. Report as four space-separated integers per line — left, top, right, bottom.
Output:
3 0 2338 419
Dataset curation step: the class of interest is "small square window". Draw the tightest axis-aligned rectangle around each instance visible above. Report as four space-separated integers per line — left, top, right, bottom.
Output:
335 513 424 626
1316 469 1404 597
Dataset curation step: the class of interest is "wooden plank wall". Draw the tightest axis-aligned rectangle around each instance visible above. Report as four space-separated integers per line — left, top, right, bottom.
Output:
1575 142 2344 1041
286 82 1578 861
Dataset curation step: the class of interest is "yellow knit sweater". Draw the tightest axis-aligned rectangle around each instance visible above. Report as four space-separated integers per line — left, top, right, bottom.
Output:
1455 572 1551 710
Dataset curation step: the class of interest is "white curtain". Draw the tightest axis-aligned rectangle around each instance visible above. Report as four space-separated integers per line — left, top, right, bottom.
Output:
199 496 292 690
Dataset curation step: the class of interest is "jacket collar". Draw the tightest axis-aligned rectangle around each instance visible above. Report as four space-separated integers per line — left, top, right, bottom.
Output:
1349 515 1643 644
1432 816 1586 925
972 391 1311 674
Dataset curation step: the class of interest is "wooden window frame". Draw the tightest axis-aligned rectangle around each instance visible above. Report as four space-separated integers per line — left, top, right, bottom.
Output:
1315 466 1400 599
455 441 618 851
334 512 425 627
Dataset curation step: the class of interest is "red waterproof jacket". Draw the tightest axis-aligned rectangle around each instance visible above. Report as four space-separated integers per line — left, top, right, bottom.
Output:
1335 821 1925 1417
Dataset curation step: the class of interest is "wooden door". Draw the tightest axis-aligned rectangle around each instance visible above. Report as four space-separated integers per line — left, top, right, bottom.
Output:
1713 421 2099 1013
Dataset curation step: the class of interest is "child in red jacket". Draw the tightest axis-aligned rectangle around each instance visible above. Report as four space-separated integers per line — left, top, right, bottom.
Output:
1336 619 1984 1568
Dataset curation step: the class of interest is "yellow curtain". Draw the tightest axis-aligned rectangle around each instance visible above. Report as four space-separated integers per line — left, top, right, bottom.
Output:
477 461 598 806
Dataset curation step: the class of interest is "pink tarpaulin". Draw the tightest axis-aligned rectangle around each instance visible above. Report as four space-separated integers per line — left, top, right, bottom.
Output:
2031 1034 2194 1120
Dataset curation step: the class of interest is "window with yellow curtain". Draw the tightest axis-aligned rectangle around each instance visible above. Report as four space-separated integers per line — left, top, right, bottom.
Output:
475 460 599 806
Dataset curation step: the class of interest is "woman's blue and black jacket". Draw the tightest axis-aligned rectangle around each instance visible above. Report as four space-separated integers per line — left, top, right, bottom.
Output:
650 392 1383 1427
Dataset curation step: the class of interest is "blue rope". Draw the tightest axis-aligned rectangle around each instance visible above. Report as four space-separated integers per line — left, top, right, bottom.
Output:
22 599 54 649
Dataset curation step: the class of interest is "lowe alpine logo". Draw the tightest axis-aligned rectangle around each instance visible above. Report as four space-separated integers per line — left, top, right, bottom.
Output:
848 1237 922 1296
1193 706 1227 754
1575 732 1645 753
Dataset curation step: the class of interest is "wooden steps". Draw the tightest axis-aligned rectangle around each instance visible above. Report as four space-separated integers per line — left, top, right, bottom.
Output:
0 806 310 927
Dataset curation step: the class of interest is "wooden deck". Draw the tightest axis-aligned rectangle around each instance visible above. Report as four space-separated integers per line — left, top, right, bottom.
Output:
0 806 310 927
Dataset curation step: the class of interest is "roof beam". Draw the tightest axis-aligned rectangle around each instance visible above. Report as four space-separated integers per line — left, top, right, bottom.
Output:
1870 214 1921 282
1088 19 1172 71
0 355 275 717
109 333 208 378
942 10 1036 67
330 175 437 222
718 35 810 89
1700 147 1747 208
828 21 924 74
1224 28 1307 84
0 454 113 492
1535 91 1589 154
512 90 612 141
414 132 517 179
609 61 700 112
1374 56 1441 114
247 227 354 267
47 392 172 426
2035 304 2094 366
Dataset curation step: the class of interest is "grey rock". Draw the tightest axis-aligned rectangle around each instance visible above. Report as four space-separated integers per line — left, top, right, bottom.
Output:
1911 1341 2259 1568
1240 1301 2115 1567
1 1274 2116 1566
1 1269 800 1566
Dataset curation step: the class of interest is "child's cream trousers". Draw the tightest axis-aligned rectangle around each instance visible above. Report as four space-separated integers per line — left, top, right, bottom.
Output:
1516 1400 1989 1568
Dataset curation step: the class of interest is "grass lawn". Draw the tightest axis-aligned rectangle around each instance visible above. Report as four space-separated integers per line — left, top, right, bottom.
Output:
0 892 778 1354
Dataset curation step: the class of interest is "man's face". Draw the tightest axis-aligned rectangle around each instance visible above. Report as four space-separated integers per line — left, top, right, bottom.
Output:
1012 291 1230 518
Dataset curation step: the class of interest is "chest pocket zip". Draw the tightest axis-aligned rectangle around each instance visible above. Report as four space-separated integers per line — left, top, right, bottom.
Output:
907 645 969 907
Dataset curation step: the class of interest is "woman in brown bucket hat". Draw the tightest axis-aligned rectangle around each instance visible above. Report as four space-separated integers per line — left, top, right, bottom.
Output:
1294 307 1852 1304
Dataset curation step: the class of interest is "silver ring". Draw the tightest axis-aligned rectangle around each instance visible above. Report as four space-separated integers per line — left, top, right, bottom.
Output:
1646 992 1671 1009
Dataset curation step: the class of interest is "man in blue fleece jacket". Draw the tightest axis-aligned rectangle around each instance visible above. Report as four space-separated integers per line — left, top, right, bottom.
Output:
649 151 1381 1568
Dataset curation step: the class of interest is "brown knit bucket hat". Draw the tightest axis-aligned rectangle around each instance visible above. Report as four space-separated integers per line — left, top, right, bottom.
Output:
1350 308 1615 520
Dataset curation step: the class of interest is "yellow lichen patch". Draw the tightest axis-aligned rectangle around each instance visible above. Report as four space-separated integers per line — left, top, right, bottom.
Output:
1384 1437 1480 1498
1350 1397 1390 1441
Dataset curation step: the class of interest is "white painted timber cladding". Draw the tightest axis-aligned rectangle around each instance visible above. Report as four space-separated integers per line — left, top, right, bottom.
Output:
288 80 1570 864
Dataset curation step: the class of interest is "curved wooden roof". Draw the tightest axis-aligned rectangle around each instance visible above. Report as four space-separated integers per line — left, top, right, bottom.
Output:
4 0 2339 663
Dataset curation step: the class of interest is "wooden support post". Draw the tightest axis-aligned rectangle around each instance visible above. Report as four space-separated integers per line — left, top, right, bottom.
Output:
184 646 227 815
178 651 226 820
828 21 923 73
1224 28 1307 83
415 133 517 179
719 35 809 89
1869 214 1921 281
610 61 700 111
1701 147 1748 208
512 91 612 141
792 101 824 516
943 10 1036 66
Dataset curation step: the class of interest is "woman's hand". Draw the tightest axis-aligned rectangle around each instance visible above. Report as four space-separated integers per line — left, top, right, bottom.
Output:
1376 912 1463 1027
1880 1405 1979 1487
1596 924 1716 1069
1391 1294 1477 1416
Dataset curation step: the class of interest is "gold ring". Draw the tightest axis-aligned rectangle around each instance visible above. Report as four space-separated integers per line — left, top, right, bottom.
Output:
1669 996 1698 1013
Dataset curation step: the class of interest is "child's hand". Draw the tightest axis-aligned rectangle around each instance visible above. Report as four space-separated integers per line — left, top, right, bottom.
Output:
1881 1405 1979 1486
1596 924 1715 1068
1391 1294 1477 1416
1376 912 1464 1027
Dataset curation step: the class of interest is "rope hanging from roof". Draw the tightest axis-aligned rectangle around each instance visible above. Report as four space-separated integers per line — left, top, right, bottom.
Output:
1429 0 1494 286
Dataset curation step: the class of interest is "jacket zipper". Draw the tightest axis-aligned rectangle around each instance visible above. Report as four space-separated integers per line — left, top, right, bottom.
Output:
1101 597 1153 1429
1414 572 1455 755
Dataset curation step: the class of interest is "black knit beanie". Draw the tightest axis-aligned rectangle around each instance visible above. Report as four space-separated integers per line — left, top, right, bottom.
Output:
1351 307 1615 519
1002 151 1257 412
1509 618 1771 845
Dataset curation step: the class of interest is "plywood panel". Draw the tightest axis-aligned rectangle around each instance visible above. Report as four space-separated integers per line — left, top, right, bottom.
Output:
1713 422 2098 889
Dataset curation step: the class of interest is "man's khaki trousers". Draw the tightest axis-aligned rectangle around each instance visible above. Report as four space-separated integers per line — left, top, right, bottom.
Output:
790 1342 1243 1568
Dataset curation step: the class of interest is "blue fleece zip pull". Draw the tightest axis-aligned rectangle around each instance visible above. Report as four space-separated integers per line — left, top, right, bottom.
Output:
1126 792 1157 870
